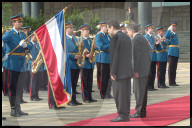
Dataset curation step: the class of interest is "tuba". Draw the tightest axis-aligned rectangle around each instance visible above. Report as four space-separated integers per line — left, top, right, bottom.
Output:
88 37 97 63
76 35 88 67
31 50 44 73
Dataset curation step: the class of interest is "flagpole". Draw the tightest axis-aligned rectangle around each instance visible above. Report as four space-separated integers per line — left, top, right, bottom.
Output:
63 4 72 89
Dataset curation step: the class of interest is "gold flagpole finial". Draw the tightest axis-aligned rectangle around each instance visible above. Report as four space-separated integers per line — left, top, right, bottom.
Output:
63 4 72 14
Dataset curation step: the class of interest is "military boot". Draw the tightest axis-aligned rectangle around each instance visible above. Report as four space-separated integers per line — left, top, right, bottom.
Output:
9 96 21 117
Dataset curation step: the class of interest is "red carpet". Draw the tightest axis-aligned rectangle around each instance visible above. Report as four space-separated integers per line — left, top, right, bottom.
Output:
65 95 190 126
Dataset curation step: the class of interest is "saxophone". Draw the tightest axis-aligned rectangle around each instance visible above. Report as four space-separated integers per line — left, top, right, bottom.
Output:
31 50 44 73
88 37 97 63
25 49 33 63
76 36 87 67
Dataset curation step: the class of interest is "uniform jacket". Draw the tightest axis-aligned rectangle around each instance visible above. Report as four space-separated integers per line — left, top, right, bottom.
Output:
144 33 157 62
110 31 133 79
66 35 80 69
27 42 44 72
164 30 179 57
95 32 111 64
79 36 95 69
155 35 170 62
2 28 31 72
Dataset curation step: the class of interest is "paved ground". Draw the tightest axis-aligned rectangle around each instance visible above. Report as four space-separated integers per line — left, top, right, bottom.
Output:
2 62 190 126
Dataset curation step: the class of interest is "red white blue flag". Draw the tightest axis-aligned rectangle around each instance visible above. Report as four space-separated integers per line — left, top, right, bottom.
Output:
35 10 72 107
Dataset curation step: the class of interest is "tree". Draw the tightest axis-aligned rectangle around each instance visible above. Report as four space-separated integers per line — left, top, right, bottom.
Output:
2 3 12 26
88 13 100 35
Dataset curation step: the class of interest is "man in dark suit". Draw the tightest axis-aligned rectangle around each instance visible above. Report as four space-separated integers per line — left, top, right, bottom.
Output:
107 20 133 122
126 22 151 118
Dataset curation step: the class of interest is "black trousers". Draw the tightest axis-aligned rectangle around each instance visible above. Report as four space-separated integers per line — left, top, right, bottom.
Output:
42 70 48 89
30 71 42 99
70 69 80 102
2 68 9 96
48 81 56 108
23 70 31 92
7 70 25 107
80 68 93 101
168 56 178 85
148 61 157 89
96 63 110 99
157 62 167 87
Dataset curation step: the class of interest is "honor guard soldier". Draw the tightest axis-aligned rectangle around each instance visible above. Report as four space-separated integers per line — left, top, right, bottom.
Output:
144 24 157 91
2 14 31 117
95 21 112 99
28 32 43 101
164 22 180 86
78 24 97 103
66 21 82 106
155 26 170 88
120 24 127 34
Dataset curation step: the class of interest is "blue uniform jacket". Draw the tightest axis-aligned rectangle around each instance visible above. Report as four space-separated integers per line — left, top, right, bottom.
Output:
27 42 44 72
79 37 95 69
66 35 80 69
2 29 31 72
155 36 170 62
95 32 111 64
144 33 157 62
164 30 179 57
2 42 7 68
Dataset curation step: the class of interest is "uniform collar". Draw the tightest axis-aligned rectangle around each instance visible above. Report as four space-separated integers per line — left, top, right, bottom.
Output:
147 32 152 37
12 28 19 34
67 35 73 39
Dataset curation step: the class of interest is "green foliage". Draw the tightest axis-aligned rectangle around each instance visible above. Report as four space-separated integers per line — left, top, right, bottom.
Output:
2 3 12 26
65 7 100 36
88 13 100 35
22 9 45 31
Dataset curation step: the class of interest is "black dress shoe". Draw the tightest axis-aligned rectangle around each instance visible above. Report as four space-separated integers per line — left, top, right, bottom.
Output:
91 90 95 92
74 100 83 105
2 117 6 120
68 101 77 106
83 100 91 103
104 94 113 99
50 105 66 110
90 98 97 102
148 88 158 91
20 98 28 103
110 116 129 122
31 97 43 101
170 84 179 86
76 91 81 94
130 113 146 118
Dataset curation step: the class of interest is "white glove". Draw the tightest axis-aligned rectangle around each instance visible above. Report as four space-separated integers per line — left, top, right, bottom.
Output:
3 53 8 61
19 40 27 48
168 25 172 31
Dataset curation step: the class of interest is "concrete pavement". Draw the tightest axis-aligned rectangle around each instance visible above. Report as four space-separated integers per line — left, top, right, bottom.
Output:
2 62 190 126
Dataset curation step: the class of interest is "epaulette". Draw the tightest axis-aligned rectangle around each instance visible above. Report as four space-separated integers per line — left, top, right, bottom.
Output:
99 32 103 38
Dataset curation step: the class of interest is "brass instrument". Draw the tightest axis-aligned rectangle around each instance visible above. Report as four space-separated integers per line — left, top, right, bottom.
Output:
25 49 33 63
31 50 44 73
88 37 97 63
76 36 87 67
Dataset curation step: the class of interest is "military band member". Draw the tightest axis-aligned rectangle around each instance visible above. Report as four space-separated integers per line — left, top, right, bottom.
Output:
2 14 30 117
95 21 112 99
155 26 170 88
28 32 43 101
66 21 82 106
120 24 127 34
22 26 31 94
20 26 32 104
164 22 180 86
78 24 97 103
144 24 157 91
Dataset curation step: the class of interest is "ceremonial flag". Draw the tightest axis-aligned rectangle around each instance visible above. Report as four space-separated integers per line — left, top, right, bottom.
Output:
35 10 72 107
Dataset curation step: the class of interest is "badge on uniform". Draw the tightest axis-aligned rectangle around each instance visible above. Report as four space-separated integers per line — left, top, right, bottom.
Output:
67 37 69 39
14 32 16 34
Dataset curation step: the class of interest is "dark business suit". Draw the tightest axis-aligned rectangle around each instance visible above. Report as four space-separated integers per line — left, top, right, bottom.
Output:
132 33 151 116
110 31 133 118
